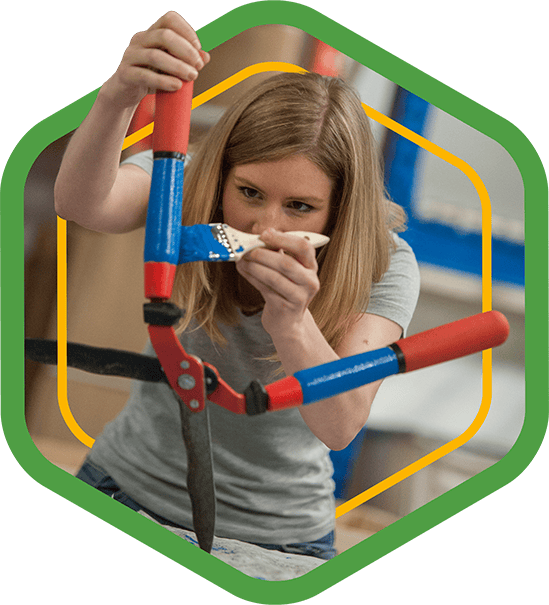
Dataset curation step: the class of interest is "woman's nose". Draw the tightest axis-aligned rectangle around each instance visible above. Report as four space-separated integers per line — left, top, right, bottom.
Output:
251 208 284 235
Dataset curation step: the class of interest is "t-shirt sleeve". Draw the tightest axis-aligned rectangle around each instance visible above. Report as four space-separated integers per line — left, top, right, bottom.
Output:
121 149 154 175
366 233 421 336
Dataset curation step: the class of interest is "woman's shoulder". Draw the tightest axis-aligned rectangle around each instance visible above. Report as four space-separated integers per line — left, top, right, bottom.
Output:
366 232 421 335
391 231 415 255
386 233 420 278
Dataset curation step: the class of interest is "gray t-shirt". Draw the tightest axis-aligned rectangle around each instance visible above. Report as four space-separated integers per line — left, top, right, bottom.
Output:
88 151 421 544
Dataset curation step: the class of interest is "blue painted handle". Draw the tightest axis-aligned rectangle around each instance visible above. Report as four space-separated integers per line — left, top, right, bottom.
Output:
144 157 185 264
295 347 400 405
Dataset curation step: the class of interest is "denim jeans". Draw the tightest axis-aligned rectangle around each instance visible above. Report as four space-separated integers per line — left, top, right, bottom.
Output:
76 459 336 560
248 532 336 560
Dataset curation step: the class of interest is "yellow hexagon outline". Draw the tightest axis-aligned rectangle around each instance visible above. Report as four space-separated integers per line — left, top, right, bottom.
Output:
55 61 493 520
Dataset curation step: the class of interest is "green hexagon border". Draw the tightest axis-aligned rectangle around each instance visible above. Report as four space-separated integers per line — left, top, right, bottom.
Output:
1 2 547 602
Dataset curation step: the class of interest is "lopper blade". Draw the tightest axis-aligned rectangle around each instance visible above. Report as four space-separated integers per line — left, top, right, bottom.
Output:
177 399 216 553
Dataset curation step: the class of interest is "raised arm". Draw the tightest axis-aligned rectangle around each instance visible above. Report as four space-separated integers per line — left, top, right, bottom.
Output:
54 11 209 234
237 229 406 451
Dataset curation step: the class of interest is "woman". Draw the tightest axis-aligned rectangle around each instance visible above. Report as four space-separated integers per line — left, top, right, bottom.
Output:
55 12 420 559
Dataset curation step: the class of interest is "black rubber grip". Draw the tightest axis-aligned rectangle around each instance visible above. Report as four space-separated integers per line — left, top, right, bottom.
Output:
244 380 269 415
143 302 182 326
153 151 186 161
388 342 407 373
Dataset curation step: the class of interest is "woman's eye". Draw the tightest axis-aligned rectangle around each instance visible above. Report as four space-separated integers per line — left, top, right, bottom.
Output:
239 186 260 199
289 201 314 213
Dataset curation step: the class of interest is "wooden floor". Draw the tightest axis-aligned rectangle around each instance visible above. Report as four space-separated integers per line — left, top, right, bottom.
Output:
334 499 399 553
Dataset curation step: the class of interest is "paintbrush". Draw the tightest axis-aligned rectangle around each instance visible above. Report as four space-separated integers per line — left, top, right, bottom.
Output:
177 223 330 263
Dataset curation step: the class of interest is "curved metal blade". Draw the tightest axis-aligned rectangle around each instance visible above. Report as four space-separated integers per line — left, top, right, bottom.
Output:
177 399 216 553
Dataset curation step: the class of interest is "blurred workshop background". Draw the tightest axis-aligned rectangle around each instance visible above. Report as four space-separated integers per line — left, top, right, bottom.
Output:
24 25 525 554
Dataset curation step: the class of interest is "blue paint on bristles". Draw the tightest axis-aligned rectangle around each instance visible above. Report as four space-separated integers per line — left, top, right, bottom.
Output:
178 224 234 263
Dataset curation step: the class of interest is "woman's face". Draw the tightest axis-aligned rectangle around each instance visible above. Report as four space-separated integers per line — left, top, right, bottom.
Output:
222 155 333 236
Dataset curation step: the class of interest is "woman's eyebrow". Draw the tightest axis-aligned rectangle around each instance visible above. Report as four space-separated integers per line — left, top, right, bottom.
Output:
233 175 263 191
233 175 329 205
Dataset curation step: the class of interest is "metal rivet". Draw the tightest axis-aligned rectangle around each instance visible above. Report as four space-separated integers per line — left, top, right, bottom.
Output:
178 374 195 390
189 399 200 409
180 361 190 369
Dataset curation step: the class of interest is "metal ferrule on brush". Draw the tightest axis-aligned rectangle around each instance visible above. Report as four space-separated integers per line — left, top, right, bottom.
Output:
210 224 236 260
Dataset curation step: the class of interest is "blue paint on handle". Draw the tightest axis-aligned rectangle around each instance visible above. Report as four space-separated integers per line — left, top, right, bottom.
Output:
144 157 185 264
178 224 234 263
295 348 399 405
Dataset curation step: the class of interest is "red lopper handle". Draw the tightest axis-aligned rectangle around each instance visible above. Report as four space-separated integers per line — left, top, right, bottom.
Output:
395 310 510 373
153 82 193 154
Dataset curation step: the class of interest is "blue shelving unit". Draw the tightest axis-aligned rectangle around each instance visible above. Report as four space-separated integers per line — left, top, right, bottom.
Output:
330 86 525 501
383 88 524 288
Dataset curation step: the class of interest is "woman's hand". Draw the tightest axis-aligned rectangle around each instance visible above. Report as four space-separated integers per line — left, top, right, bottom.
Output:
102 11 210 109
236 228 404 450
55 11 209 233
235 228 321 339
236 229 407 450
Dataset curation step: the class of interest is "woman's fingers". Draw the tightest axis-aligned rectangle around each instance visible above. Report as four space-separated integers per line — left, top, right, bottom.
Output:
128 22 208 81
242 250 316 292
111 11 209 104
149 11 202 51
237 246 320 305
236 261 289 304
147 12 211 71
140 28 207 71
242 230 320 297
236 231 322 337
259 229 318 270
125 43 198 83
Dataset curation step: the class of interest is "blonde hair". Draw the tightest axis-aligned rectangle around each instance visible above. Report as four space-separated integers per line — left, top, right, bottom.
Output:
173 71 405 352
